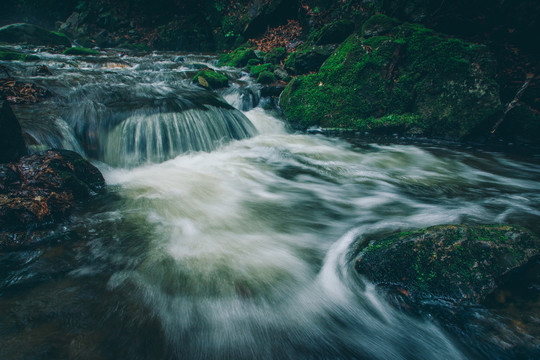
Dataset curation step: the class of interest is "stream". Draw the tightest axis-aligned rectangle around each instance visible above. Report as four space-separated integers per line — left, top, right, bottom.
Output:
1 48 540 359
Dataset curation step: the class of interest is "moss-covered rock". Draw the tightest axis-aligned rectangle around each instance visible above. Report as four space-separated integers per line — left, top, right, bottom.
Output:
0 50 39 61
192 69 229 90
280 24 501 138
250 63 275 78
0 23 71 47
257 71 276 84
63 47 99 56
263 47 287 65
218 46 258 67
307 20 355 46
361 14 400 37
283 45 336 75
355 224 540 305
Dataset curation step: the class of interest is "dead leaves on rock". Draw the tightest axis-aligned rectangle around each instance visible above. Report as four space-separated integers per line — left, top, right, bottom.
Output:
0 77 49 104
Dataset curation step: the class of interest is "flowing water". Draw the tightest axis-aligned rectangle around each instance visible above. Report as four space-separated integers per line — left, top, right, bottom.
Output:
1 48 540 359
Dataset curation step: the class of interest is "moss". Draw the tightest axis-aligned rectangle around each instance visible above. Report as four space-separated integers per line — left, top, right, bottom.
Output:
356 224 540 303
361 14 400 37
263 47 287 64
250 63 275 78
280 24 501 138
307 20 355 46
0 50 39 61
256 71 276 84
63 47 99 56
217 46 257 67
192 69 228 89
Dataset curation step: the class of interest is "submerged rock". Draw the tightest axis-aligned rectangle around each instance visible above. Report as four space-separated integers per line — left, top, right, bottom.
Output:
280 21 501 138
0 101 27 163
0 23 71 47
0 150 105 240
355 224 540 305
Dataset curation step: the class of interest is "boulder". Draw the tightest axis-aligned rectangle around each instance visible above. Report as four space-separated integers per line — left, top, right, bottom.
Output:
280 23 501 138
263 47 287 65
308 20 355 46
355 224 540 305
0 150 105 235
0 23 71 47
218 47 258 68
0 101 27 163
283 45 336 75
243 0 300 38
192 69 229 90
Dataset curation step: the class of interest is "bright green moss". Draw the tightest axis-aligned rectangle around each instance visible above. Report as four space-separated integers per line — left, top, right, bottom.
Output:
250 63 275 78
217 46 257 67
192 69 228 89
256 71 276 84
63 47 99 56
280 24 501 138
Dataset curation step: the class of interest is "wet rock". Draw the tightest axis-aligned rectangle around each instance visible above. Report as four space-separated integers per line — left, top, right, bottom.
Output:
355 224 540 305
0 23 71 47
0 101 27 163
192 69 229 90
0 150 105 236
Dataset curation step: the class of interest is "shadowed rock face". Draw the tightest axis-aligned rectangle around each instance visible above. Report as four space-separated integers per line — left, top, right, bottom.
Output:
355 224 540 305
0 101 27 163
0 23 71 47
0 150 105 248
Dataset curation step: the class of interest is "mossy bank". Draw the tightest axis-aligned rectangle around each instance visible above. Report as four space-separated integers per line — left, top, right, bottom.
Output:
280 19 501 139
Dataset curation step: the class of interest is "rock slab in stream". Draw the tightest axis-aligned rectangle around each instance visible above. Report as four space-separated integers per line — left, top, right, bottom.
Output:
355 224 540 305
0 101 27 163
0 150 105 241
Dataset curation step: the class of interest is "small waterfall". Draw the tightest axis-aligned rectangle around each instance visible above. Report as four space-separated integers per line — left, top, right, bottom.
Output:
104 106 257 167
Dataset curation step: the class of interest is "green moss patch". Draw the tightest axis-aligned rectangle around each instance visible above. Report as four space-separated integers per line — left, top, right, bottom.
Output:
0 50 39 61
63 47 99 56
280 23 501 138
355 224 540 304
218 46 257 68
192 69 229 89
256 71 276 84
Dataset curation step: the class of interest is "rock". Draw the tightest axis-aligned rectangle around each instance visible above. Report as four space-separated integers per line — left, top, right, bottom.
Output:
355 224 540 305
57 12 83 37
250 63 275 78
218 47 258 68
0 101 27 163
308 20 355 46
361 14 400 38
283 45 336 75
273 67 289 80
63 47 99 56
0 150 105 235
280 24 501 138
192 69 229 90
0 23 71 47
256 71 276 85
263 47 287 65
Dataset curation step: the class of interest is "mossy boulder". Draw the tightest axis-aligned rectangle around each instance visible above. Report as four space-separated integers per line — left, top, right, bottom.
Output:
63 47 99 56
192 69 229 90
355 224 540 305
0 23 71 47
257 71 276 85
308 20 355 46
280 24 501 138
218 46 258 68
0 50 39 62
250 63 275 78
263 47 287 65
361 14 400 37
283 45 336 75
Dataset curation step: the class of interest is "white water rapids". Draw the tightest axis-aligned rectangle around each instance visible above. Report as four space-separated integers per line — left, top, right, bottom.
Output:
2 49 540 359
